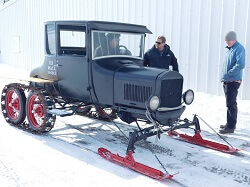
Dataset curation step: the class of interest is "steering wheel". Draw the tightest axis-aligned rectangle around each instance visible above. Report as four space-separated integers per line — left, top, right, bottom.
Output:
119 45 129 55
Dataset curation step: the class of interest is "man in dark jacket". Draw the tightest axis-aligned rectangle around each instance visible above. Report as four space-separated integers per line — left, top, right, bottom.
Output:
143 35 179 72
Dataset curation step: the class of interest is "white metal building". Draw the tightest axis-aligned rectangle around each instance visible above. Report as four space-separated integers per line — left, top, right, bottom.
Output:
0 0 249 99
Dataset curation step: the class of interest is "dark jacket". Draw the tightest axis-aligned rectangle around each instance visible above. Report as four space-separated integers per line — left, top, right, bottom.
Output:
143 44 179 72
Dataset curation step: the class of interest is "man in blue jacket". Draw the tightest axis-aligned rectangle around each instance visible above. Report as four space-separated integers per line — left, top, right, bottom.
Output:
219 31 245 134
144 36 179 72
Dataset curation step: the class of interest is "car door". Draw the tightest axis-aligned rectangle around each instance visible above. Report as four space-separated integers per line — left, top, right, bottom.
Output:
56 23 90 101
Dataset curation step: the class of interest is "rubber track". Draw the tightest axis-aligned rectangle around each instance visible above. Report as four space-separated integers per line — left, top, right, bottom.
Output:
1 83 55 134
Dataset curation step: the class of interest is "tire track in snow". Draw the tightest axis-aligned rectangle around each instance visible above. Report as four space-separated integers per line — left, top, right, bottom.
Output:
203 166 250 185
54 117 250 186
0 157 20 187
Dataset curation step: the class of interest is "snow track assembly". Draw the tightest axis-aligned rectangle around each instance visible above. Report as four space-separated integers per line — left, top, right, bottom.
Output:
0 20 240 180
1 82 239 180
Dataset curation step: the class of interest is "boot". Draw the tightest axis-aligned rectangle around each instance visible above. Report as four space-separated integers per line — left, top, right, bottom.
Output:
220 124 227 129
219 126 235 134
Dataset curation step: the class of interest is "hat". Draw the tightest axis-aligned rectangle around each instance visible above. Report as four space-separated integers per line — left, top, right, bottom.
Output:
106 33 120 42
225 31 237 41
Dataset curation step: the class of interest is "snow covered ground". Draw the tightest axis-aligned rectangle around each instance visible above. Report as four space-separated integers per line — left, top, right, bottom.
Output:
0 64 250 187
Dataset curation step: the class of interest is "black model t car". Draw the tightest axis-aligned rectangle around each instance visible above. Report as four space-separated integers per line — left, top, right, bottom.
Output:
1 20 194 140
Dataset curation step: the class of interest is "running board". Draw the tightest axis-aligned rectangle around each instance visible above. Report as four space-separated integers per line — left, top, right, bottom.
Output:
47 109 74 117
167 130 239 153
98 147 174 180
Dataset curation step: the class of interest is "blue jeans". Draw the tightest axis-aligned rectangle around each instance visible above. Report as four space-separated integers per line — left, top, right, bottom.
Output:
223 82 240 129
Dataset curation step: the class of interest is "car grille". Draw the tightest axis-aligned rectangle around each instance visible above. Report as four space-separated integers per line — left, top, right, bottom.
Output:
124 83 152 103
160 79 183 108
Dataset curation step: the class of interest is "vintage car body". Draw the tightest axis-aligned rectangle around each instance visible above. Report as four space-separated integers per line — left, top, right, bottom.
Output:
29 20 190 125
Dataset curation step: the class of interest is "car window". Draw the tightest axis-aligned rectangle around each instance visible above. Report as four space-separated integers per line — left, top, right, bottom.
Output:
58 25 86 56
92 31 144 60
46 24 56 55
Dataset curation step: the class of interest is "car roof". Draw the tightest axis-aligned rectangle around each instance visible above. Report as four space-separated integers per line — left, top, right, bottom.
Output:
45 20 152 34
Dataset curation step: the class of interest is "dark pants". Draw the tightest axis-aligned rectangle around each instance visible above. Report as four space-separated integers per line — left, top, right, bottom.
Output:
223 82 240 129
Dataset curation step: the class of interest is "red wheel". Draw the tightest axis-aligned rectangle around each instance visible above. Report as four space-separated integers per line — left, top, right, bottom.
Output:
1 86 26 124
27 94 44 129
26 90 55 132
95 106 117 120
76 105 92 115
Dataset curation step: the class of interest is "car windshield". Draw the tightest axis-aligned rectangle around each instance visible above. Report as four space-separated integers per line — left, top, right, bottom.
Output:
92 31 144 60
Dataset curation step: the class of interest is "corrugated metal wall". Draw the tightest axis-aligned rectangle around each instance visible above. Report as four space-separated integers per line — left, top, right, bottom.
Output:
0 0 249 99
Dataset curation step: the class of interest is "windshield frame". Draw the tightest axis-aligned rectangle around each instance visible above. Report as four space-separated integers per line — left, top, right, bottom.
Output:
91 30 145 60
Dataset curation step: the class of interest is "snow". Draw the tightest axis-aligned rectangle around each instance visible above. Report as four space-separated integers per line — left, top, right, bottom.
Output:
0 64 250 187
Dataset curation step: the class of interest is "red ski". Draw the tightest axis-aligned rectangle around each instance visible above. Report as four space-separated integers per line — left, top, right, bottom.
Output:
167 130 239 153
98 147 174 180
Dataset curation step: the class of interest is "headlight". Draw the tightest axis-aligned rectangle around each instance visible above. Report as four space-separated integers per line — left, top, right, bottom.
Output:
149 96 160 111
183 89 194 105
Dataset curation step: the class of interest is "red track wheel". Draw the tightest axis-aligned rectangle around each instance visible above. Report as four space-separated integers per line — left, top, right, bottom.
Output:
1 85 26 125
26 90 55 132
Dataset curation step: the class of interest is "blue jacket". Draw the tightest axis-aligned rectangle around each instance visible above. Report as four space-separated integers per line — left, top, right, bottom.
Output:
144 44 179 72
221 41 245 82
